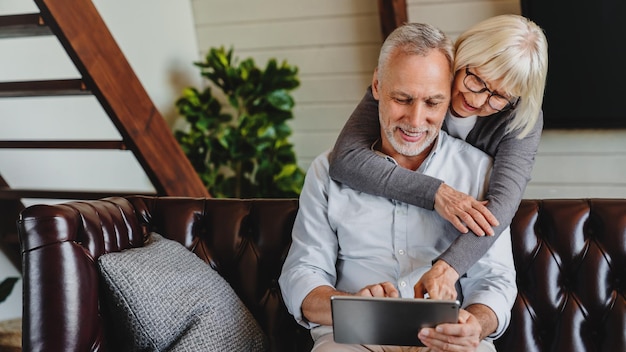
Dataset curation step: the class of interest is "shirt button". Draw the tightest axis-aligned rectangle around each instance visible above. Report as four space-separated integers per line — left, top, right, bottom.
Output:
398 249 405 255
400 281 407 287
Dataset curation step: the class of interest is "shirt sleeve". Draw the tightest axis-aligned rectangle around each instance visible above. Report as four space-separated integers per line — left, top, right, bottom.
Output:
437 112 543 275
328 86 443 210
279 152 339 329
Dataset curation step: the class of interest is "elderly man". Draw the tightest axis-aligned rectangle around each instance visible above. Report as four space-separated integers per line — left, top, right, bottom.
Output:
279 22 516 352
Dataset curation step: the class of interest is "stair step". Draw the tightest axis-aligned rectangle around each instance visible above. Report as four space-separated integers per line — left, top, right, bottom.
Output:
0 188 156 201
0 79 90 97
0 140 127 150
0 13 52 39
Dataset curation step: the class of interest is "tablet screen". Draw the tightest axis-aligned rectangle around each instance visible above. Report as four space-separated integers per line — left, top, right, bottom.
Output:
331 296 460 346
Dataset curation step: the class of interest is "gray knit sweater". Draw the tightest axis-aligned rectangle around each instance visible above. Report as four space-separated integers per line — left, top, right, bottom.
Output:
329 87 543 275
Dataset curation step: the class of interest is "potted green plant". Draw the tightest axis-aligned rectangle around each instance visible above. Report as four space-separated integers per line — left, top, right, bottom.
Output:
175 47 305 198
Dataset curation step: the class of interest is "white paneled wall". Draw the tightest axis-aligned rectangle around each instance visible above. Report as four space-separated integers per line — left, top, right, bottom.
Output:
525 130 626 198
407 0 521 37
191 0 382 168
191 0 626 199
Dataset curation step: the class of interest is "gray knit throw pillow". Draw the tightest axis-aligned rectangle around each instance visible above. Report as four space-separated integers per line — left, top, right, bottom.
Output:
98 233 268 351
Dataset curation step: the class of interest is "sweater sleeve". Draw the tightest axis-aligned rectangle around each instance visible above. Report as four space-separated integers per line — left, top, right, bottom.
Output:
329 86 543 276
436 111 543 275
328 87 443 210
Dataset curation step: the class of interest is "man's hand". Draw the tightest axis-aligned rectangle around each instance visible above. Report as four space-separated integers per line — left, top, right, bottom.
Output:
301 283 399 326
414 260 459 300
434 183 499 236
357 282 399 298
418 304 498 351
417 309 482 351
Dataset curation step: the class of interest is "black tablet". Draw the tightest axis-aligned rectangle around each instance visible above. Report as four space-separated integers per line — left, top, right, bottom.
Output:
330 296 460 347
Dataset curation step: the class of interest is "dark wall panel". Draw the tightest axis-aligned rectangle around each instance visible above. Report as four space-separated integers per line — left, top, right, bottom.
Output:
522 0 626 128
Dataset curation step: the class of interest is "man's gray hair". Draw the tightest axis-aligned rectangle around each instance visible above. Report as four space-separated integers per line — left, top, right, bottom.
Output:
377 23 454 81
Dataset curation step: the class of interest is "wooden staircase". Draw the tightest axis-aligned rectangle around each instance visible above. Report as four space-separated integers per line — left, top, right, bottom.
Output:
0 0 209 269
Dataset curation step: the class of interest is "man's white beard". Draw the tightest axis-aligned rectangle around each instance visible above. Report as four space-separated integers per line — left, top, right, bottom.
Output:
384 125 438 157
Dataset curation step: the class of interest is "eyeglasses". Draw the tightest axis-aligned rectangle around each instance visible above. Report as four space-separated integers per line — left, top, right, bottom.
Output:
463 66 519 112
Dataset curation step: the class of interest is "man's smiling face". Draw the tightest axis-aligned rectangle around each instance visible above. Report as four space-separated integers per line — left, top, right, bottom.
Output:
372 48 451 169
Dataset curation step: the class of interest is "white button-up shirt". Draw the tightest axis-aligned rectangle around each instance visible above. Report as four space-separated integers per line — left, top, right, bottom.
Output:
279 131 517 339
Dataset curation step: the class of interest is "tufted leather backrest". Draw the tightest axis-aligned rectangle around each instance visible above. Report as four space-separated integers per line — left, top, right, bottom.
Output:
19 197 144 352
128 196 310 351
19 196 311 352
18 197 626 352
496 199 626 351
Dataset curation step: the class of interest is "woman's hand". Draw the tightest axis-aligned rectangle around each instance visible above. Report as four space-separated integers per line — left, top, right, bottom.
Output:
414 260 459 300
434 183 499 236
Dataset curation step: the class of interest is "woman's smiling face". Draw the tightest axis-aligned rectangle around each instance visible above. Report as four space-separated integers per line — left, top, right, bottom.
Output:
449 66 515 117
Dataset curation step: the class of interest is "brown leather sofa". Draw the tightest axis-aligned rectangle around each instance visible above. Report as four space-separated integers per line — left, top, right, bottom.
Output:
17 196 626 351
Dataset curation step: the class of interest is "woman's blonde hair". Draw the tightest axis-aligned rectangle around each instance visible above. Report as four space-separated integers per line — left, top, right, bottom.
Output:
454 14 548 138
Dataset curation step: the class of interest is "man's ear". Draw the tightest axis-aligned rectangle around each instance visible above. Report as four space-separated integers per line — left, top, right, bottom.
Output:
372 69 381 100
